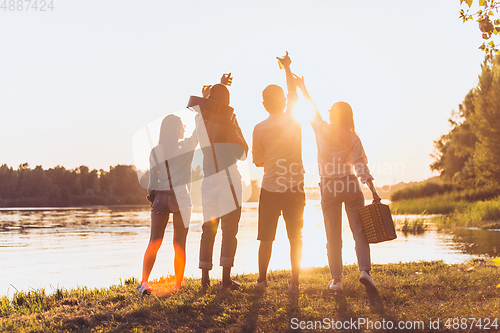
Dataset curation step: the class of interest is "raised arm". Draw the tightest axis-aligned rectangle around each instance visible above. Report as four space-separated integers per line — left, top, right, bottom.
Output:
294 74 322 122
277 51 298 113
277 52 296 96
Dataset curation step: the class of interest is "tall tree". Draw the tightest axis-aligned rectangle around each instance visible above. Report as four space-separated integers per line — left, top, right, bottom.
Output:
431 91 478 182
432 55 500 187
469 55 500 184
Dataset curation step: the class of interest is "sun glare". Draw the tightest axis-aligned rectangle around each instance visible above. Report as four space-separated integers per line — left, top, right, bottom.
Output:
292 99 315 126
148 275 178 297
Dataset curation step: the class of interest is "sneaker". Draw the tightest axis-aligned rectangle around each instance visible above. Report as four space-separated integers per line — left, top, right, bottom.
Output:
137 282 152 296
255 279 268 288
288 283 300 295
359 271 377 293
328 280 343 291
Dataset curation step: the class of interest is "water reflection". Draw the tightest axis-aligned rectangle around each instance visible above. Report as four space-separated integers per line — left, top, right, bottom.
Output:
449 228 500 257
1 203 499 298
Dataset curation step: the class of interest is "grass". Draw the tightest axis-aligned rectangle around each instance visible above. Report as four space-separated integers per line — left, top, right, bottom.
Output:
459 198 500 227
394 217 429 235
390 183 500 203
390 192 500 230
1 261 499 332
390 182 456 202
433 197 500 230
390 195 469 215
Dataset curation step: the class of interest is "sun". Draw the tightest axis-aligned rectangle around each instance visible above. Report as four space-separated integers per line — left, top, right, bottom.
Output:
291 99 317 126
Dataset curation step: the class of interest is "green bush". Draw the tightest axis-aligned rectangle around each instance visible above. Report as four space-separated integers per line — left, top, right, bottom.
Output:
461 197 500 223
390 182 457 201
390 195 468 215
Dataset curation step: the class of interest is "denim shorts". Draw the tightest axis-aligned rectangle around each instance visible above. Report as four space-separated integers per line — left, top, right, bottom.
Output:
151 191 179 214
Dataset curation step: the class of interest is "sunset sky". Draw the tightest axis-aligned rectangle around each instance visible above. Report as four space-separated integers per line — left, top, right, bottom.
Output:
0 1 487 186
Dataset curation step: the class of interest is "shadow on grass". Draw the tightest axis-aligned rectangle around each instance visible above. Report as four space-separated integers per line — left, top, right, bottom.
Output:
284 292 300 332
367 290 385 316
333 291 349 315
322 287 389 328
239 287 266 333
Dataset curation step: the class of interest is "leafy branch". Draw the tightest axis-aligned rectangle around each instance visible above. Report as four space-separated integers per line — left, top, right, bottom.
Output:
460 0 500 53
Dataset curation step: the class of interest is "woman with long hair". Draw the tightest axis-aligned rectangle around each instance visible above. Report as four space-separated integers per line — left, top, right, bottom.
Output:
295 75 378 293
137 114 198 296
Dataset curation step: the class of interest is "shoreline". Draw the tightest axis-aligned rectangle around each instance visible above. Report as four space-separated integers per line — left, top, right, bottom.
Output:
2 261 499 332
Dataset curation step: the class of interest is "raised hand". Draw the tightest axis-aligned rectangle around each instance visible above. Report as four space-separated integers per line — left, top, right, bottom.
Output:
293 73 305 90
202 85 212 99
220 73 233 86
293 73 313 103
277 51 291 68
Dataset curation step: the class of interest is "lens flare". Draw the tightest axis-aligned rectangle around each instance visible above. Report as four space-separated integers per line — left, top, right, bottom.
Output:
148 276 177 297
143 241 187 296
173 241 186 288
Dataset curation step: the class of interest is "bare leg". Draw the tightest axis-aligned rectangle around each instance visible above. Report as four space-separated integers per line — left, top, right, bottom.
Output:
173 211 188 288
220 208 241 289
222 266 231 283
201 269 210 288
258 240 273 282
142 211 169 283
222 266 240 289
289 238 302 285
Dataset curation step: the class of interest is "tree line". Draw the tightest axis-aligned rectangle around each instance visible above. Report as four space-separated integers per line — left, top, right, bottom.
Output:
0 163 148 207
431 54 500 191
0 163 260 208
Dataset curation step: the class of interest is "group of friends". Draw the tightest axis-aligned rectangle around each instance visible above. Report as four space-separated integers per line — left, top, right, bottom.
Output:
137 52 378 296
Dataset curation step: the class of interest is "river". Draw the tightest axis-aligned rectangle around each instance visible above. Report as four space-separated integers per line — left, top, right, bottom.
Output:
1 200 499 298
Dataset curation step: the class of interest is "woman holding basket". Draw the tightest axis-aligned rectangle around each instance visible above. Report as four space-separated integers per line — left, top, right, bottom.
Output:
295 75 380 293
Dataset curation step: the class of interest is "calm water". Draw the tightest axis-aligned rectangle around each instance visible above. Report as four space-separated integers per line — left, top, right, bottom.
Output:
1 201 499 298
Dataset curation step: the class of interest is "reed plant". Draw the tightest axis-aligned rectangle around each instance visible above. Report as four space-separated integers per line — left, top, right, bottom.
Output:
433 196 500 230
390 195 468 215
395 217 428 234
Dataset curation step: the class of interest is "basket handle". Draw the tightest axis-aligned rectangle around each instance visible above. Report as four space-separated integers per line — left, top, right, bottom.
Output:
366 180 382 204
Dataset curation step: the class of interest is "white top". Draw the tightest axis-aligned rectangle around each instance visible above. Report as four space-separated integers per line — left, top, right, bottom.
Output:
311 118 373 184
148 133 198 210
195 113 247 178
253 112 304 192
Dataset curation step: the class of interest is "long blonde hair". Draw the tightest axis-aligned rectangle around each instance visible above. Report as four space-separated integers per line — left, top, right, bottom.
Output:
328 101 355 149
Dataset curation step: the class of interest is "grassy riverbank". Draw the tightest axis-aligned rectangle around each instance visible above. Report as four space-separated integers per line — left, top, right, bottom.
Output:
1 261 499 332
390 195 500 230
388 180 500 229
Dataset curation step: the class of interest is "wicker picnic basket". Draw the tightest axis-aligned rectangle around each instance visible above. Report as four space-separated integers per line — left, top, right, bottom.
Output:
359 183 397 244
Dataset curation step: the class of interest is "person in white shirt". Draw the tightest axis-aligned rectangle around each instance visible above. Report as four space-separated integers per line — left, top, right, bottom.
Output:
195 82 248 290
252 52 305 294
138 114 198 296
295 75 378 294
